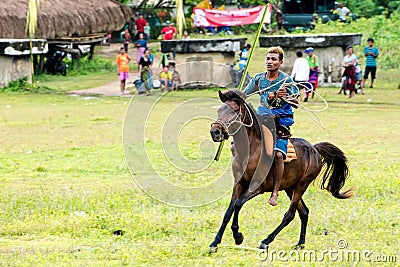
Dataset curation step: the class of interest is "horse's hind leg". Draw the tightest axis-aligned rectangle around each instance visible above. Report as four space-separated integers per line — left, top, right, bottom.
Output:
284 189 309 249
259 186 306 249
294 198 309 249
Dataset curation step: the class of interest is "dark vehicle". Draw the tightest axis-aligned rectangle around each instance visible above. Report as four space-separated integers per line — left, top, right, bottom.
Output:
282 0 336 32
44 50 67 76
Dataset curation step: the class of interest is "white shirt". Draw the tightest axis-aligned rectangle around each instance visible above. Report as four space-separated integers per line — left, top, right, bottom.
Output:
291 57 310 82
337 7 350 20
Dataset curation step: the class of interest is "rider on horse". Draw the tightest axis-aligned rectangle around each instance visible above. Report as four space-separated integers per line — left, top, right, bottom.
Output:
243 46 299 206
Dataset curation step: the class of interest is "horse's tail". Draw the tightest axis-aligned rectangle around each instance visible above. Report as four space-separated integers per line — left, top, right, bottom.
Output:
314 142 354 199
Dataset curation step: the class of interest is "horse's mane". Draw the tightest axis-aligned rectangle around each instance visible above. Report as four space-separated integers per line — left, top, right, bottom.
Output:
223 89 247 103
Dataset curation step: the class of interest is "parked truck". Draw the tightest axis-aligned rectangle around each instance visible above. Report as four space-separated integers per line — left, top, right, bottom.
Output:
282 0 336 32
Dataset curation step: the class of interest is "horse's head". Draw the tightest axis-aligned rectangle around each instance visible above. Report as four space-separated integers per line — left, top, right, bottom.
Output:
210 90 249 142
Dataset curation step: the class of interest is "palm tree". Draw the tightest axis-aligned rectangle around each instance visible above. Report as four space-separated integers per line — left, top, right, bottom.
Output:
26 0 46 87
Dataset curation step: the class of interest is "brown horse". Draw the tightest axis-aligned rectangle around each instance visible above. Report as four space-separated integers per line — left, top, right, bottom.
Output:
209 89 354 252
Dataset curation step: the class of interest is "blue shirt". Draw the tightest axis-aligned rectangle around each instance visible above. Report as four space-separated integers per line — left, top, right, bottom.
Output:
364 46 379 67
244 71 298 127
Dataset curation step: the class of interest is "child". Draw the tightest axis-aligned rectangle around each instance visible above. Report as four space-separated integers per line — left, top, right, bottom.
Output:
144 22 151 40
171 71 181 91
159 66 172 92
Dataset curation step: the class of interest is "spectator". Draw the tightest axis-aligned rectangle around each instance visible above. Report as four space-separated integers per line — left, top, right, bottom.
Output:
138 48 152 96
336 2 351 22
161 21 177 41
116 47 131 96
135 14 147 40
305 47 319 102
362 37 379 89
238 44 251 71
171 70 181 91
159 66 173 92
355 55 364 94
129 11 140 35
290 51 310 100
134 32 147 67
122 29 131 53
338 46 357 98
144 22 151 40
182 30 190 39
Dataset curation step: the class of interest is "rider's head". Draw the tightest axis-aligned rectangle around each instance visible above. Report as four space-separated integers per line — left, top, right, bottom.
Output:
265 46 284 71
267 46 284 61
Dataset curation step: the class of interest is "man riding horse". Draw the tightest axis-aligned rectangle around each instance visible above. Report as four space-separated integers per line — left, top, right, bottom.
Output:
243 46 299 206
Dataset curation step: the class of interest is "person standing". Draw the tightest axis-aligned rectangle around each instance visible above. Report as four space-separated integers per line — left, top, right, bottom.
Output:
138 48 152 96
362 37 379 89
290 50 310 100
238 44 251 71
134 32 148 68
244 46 299 206
116 47 131 95
144 22 151 40
339 46 357 98
135 14 147 40
122 29 131 53
305 47 319 102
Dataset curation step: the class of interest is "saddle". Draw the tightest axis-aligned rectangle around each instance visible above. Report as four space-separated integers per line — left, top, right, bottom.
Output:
284 139 297 163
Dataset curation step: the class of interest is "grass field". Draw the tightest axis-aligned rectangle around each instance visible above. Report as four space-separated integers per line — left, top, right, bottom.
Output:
1 80 400 266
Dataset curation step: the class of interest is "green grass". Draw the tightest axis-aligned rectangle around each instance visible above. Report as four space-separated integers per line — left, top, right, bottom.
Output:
1 86 400 266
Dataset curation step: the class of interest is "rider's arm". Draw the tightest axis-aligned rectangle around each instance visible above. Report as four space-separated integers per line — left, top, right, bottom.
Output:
243 73 262 96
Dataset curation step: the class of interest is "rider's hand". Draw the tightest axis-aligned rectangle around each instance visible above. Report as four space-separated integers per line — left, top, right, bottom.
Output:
276 87 287 98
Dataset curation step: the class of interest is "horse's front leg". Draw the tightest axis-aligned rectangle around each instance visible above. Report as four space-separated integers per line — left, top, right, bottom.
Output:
231 188 263 246
209 184 242 252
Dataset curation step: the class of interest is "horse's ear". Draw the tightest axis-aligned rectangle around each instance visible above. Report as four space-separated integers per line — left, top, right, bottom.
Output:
218 90 226 103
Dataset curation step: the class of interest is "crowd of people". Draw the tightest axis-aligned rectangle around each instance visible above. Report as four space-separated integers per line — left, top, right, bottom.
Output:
116 13 379 99
288 38 379 100
116 13 183 95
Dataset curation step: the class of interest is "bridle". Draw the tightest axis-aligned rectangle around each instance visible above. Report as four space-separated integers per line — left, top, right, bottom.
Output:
211 101 254 137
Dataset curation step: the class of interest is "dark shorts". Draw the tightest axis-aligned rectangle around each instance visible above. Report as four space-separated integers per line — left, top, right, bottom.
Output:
364 66 377 80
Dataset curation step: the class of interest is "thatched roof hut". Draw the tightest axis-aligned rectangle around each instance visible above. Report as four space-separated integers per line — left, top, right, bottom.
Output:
0 0 132 39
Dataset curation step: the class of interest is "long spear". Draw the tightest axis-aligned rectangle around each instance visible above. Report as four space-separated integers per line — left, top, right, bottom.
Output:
214 4 269 161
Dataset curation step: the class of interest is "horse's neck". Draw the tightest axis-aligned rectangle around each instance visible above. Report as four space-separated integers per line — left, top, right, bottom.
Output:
232 125 261 161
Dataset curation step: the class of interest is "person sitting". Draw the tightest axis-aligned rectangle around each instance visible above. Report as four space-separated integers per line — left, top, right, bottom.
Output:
159 66 172 92
336 2 351 22
171 71 181 91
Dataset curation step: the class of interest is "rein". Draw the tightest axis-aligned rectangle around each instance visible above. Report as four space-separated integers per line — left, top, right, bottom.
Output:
212 102 254 136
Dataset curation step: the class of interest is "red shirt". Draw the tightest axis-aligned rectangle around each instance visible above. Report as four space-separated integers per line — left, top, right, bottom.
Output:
135 18 147 32
161 26 177 40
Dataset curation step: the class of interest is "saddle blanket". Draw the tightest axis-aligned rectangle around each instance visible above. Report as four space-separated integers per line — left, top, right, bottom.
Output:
283 140 297 163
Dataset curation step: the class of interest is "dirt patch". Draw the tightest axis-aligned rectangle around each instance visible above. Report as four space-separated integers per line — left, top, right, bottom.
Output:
72 43 163 97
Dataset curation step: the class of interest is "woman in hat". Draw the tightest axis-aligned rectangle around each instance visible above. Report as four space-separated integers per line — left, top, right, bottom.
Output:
305 47 319 102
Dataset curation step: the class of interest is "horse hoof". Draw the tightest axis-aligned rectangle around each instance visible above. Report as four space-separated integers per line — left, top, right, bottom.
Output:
292 244 305 250
209 246 218 254
234 232 244 245
258 242 269 250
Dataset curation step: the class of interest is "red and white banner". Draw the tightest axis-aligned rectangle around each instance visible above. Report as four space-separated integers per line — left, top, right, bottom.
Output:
193 5 271 27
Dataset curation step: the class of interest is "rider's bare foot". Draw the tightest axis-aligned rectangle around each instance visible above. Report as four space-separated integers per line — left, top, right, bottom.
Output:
268 194 278 206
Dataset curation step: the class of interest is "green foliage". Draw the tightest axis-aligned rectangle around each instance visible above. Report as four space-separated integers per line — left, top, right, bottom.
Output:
312 11 400 69
0 77 30 92
66 56 115 76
